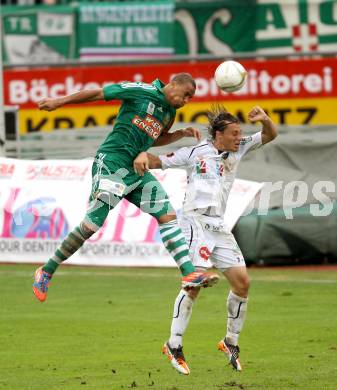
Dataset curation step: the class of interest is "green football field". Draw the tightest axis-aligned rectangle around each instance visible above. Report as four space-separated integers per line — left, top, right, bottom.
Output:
0 264 336 390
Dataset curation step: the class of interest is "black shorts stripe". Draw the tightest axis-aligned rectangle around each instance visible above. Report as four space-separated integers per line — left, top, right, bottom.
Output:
188 224 194 248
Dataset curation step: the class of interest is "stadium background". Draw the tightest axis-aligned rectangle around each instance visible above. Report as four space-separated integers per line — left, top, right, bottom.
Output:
1 0 336 265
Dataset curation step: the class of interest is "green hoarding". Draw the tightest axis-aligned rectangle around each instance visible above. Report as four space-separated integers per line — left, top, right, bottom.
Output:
2 5 76 64
174 0 337 56
77 1 175 59
174 0 257 55
2 1 337 64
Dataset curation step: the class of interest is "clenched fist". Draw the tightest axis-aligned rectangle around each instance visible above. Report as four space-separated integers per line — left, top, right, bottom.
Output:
37 98 62 111
248 106 269 123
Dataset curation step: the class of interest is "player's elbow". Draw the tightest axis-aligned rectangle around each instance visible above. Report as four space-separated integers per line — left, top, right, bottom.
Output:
270 131 278 141
262 130 278 144
94 89 105 101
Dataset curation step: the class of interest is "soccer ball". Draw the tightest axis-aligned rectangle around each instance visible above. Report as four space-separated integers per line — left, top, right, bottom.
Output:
214 60 247 92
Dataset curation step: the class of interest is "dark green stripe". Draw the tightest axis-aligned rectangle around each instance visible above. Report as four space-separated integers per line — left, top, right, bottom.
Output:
75 226 84 239
159 226 172 234
55 249 67 261
180 261 195 276
166 238 187 253
299 0 308 24
320 35 337 44
62 241 75 254
161 230 181 243
174 250 190 261
69 232 84 246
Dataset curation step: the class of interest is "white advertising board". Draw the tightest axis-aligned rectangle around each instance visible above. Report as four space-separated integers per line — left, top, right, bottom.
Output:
0 158 263 266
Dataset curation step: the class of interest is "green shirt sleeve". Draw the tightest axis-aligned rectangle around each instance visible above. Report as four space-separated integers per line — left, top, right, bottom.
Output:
103 82 157 101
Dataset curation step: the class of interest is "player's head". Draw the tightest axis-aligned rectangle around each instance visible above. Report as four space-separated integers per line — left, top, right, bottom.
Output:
208 105 241 152
163 73 196 108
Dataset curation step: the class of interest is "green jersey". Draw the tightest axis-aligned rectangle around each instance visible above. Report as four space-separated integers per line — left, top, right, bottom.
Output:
97 79 176 165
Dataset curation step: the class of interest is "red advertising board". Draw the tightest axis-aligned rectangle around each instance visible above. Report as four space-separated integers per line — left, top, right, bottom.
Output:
3 57 337 132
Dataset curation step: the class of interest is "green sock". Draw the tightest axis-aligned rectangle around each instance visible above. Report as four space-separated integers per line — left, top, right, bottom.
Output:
42 225 93 275
159 220 195 276
179 261 195 276
42 201 111 275
43 259 59 275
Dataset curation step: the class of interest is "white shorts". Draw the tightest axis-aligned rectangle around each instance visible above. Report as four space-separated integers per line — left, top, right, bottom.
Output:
180 215 245 271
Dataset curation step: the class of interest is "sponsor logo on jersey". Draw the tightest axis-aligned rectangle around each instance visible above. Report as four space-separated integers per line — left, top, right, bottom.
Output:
132 114 163 140
240 136 252 145
216 162 224 177
203 223 226 233
196 159 207 174
199 246 211 261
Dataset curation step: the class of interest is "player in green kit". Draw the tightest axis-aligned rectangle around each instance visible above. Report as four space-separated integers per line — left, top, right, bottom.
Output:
33 73 219 302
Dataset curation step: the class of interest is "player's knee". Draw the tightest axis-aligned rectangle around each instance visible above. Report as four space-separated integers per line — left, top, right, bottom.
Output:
86 199 110 228
231 275 250 297
80 221 97 238
238 276 250 296
243 273 250 288
186 287 201 300
242 276 250 294
157 213 177 224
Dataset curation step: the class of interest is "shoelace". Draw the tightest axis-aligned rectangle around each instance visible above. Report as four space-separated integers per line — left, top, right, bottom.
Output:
226 342 240 359
38 274 51 292
172 346 186 362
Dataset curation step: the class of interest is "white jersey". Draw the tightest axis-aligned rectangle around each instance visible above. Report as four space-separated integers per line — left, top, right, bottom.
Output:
160 132 262 219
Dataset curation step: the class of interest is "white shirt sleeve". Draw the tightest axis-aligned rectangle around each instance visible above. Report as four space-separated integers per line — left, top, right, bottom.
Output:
159 147 192 169
238 131 262 157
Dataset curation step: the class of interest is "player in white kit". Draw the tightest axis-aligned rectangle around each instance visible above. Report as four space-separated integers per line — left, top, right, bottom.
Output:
133 105 277 374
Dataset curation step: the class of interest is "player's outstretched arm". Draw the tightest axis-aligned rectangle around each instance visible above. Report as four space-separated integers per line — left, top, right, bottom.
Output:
248 106 278 144
37 89 104 111
153 127 201 147
133 152 162 176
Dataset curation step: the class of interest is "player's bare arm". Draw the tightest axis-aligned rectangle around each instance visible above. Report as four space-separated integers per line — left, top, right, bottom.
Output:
133 152 162 176
153 127 201 147
248 106 278 144
38 89 104 111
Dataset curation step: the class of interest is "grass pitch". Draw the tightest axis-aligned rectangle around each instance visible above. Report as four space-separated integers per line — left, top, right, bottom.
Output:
0 264 336 390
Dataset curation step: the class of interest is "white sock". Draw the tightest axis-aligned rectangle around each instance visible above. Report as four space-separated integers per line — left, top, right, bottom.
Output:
226 290 248 346
169 289 194 348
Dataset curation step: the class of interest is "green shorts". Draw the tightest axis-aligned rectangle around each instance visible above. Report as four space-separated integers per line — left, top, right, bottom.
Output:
90 153 174 219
